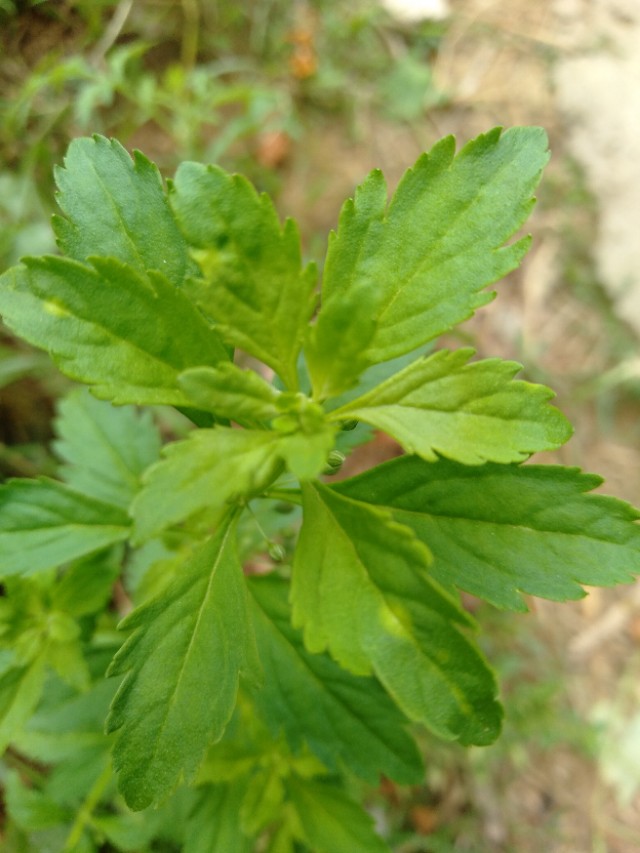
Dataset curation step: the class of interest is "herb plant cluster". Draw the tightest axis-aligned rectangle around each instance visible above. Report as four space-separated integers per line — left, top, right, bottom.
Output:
0 127 638 852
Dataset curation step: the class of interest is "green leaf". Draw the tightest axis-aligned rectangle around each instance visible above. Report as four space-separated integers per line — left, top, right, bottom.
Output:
53 388 161 509
275 424 337 481
170 161 317 389
130 427 284 543
329 348 572 464
53 135 195 285
0 478 130 577
288 778 391 853
291 482 501 746
179 363 282 423
0 256 228 406
92 809 166 853
306 126 549 398
249 576 424 784
0 658 46 753
106 514 261 810
184 782 253 853
3 769 72 831
131 420 336 543
335 456 640 611
52 549 122 619
14 673 117 765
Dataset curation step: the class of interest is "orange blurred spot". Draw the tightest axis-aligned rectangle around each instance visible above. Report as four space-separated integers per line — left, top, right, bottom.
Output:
287 27 317 79
410 804 439 835
256 130 292 169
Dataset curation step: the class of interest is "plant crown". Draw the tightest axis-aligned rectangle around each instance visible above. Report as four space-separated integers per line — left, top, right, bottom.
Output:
0 128 638 851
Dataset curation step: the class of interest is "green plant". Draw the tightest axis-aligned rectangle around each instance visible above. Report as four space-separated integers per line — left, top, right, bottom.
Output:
0 127 638 851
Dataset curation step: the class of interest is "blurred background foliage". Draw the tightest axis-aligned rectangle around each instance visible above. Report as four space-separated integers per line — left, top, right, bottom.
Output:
1 1 640 850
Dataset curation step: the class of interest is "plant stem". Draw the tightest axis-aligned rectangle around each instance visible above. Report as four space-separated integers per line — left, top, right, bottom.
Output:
263 488 303 505
62 757 112 852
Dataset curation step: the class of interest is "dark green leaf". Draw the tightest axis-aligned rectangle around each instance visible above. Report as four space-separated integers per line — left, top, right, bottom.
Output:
0 256 228 406
170 162 317 389
291 482 502 745
335 456 640 610
249 576 423 784
288 778 391 853
53 135 195 284
107 515 261 810
52 549 122 618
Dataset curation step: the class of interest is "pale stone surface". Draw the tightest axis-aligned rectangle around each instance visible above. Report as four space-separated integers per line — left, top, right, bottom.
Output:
379 0 451 23
553 0 640 336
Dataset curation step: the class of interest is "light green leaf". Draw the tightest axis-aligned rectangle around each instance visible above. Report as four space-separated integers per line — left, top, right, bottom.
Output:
291 482 502 746
107 514 260 810
53 135 195 285
329 348 572 464
0 658 46 754
0 256 228 406
3 769 72 831
132 420 336 543
288 778 391 853
14 675 117 765
179 363 282 423
53 388 161 509
240 764 286 836
52 550 122 618
170 162 317 389
306 126 549 398
335 456 640 611
249 576 423 784
92 809 167 853
184 782 253 853
0 478 130 577
275 424 336 481
130 427 284 543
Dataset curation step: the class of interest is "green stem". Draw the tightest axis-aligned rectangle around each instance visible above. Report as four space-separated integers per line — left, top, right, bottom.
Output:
63 757 112 852
262 488 303 506
181 0 200 71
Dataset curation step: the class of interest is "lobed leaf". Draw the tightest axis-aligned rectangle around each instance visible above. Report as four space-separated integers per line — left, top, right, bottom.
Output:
131 421 336 542
291 482 502 745
170 162 317 390
53 135 195 285
306 126 549 398
0 478 130 577
288 778 391 853
335 456 640 611
53 388 161 509
107 514 260 810
329 348 572 464
179 363 282 423
249 576 423 784
0 256 228 405
130 427 285 543
184 782 253 853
